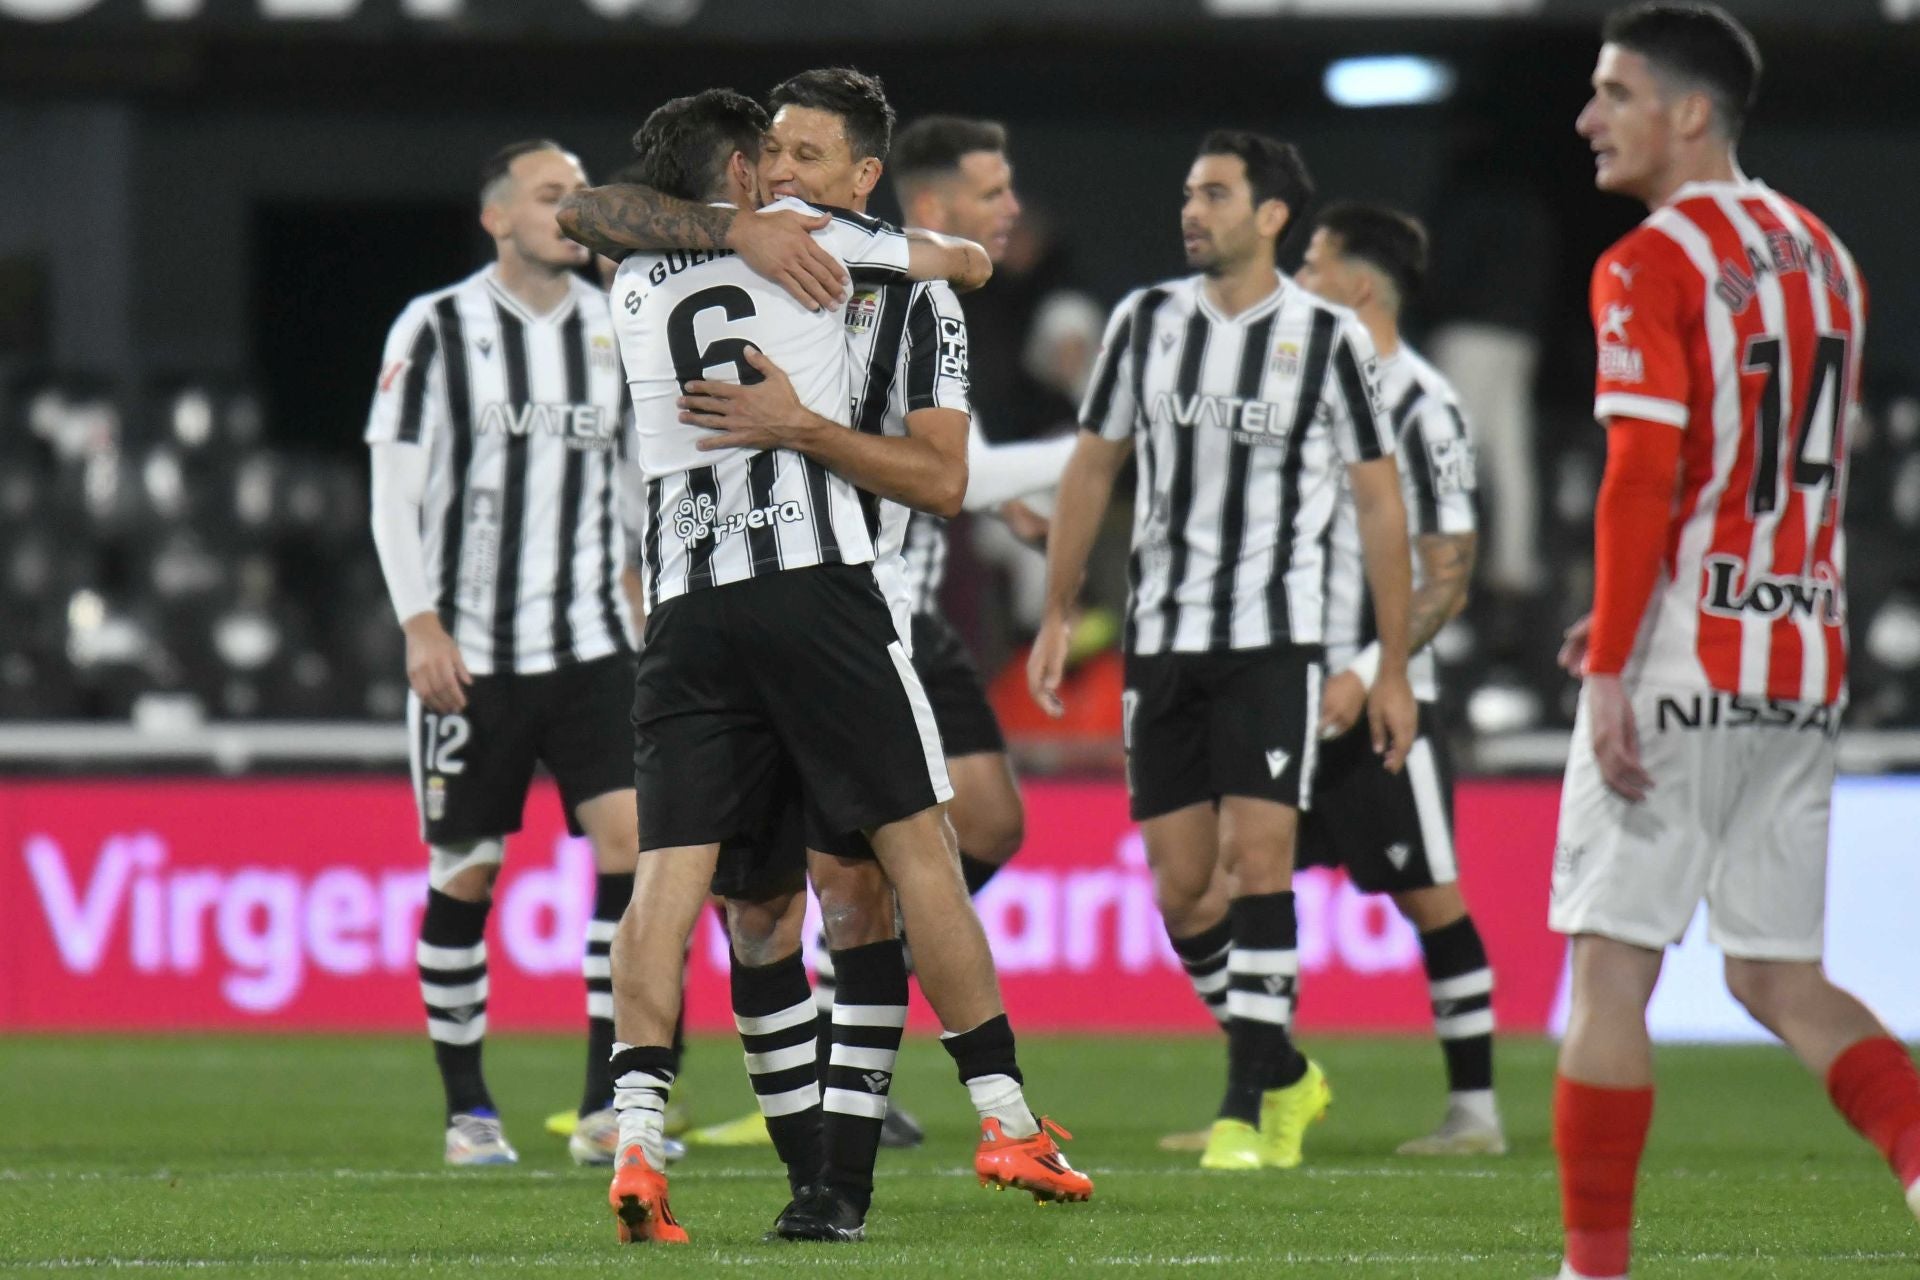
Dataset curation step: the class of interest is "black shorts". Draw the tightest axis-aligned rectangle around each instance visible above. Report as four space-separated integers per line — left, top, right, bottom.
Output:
709 771 876 900
910 612 1005 758
408 652 635 845
1297 701 1458 894
1122 645 1323 822
633 563 952 854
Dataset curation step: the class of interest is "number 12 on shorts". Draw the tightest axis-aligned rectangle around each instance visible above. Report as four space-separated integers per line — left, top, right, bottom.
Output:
422 713 469 775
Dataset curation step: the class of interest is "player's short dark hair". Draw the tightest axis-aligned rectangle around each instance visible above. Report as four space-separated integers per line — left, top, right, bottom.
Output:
1196 130 1315 223
768 67 896 162
1603 2 1761 139
892 116 1008 186
1313 202 1429 307
479 138 569 203
629 89 770 203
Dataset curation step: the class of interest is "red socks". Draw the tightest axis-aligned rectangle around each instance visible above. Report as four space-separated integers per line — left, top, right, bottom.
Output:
1827 1036 1920 1191
1554 1075 1654 1279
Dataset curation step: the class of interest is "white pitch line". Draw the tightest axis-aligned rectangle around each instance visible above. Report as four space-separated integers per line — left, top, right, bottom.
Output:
0 1164 1887 1186
13 1251 1917 1272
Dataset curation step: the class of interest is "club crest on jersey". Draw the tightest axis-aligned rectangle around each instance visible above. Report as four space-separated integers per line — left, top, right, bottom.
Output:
590 335 619 373
1271 342 1300 376
846 290 881 334
1700 555 1844 625
425 776 447 821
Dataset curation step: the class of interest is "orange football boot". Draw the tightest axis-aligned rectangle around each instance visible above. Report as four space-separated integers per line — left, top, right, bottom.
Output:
975 1116 1093 1203
608 1144 689 1244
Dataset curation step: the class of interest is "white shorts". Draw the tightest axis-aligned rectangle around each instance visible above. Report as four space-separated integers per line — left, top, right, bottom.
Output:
1549 683 1840 961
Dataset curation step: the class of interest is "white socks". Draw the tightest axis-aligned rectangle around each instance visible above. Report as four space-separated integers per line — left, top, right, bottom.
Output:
966 1072 1038 1138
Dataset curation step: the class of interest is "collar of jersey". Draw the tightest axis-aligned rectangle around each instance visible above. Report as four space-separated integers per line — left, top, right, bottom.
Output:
1194 271 1289 327
1662 176 1771 207
483 267 579 326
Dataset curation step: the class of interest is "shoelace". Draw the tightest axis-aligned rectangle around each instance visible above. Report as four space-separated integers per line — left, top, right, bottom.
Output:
453 1115 505 1147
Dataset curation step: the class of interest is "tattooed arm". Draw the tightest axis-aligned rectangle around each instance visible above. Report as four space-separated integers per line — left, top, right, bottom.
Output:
556 184 847 309
1317 529 1476 740
1408 530 1477 656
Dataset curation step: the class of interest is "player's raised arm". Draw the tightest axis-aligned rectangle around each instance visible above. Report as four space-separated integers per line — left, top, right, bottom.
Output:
903 227 991 292
557 182 847 310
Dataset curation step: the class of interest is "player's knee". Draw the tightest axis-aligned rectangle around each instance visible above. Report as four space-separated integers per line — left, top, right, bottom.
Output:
1217 832 1291 895
1724 958 1818 1026
429 841 504 901
1394 885 1466 933
1151 863 1215 930
817 879 896 950
726 903 792 968
972 799 1024 866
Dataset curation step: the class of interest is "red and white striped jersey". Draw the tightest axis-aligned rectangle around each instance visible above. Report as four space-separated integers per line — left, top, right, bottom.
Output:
1591 178 1866 706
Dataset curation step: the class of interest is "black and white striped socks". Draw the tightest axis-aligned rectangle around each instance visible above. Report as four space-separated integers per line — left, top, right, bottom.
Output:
1222 890 1307 1125
418 888 493 1119
1170 917 1233 1029
1420 916 1497 1114
732 950 824 1196
820 940 908 1212
579 872 630 1115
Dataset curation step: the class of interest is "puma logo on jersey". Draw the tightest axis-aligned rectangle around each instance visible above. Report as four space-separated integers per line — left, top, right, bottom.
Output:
1599 303 1634 345
1608 261 1640 289
1265 748 1291 779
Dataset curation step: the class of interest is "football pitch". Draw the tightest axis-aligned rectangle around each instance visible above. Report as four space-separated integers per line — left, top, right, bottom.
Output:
1 1034 1914 1278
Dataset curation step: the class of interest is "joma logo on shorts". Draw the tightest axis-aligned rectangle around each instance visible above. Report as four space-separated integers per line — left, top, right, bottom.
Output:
1700 555 1843 625
1654 693 1840 737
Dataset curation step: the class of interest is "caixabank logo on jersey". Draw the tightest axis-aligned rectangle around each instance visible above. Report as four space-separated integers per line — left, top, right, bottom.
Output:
475 401 617 452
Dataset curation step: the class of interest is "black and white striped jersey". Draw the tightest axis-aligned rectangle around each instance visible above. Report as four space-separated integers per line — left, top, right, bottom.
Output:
614 198 913 607
841 279 970 628
1324 345 1477 702
365 266 635 676
1080 273 1391 655
898 512 948 616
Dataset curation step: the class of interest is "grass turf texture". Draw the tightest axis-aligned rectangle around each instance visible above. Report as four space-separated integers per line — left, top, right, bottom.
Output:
1 1035 1913 1277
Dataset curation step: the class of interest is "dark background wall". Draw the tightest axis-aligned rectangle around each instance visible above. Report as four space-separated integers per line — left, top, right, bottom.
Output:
3 14 1918 451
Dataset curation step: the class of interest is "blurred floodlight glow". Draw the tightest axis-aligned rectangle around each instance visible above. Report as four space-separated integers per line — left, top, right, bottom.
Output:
1324 56 1456 108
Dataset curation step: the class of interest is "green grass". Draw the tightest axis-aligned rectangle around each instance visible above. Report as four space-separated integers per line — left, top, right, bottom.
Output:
0 1034 1913 1277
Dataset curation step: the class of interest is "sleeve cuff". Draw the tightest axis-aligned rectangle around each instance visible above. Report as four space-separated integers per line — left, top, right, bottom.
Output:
1594 393 1688 428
